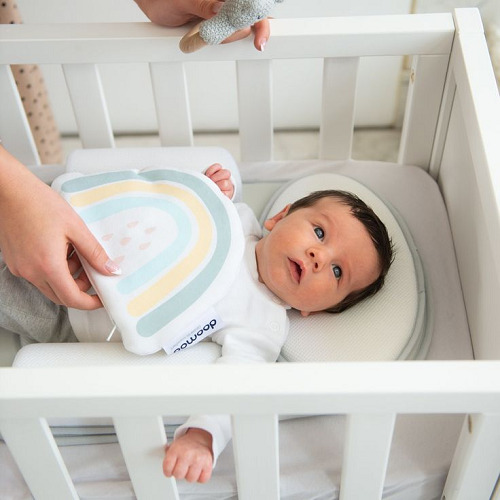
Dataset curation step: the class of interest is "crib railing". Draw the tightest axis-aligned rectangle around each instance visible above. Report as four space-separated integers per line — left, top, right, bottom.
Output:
1 8 500 500
1 13 454 166
1 361 500 500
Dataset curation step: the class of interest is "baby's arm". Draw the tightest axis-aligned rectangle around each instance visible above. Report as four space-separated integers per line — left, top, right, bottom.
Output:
204 163 234 199
163 428 213 483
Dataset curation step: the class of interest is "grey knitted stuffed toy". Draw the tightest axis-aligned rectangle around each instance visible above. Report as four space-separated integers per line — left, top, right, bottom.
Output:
180 0 284 53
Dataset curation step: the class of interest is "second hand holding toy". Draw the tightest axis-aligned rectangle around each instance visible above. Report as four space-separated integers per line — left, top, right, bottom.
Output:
179 0 284 53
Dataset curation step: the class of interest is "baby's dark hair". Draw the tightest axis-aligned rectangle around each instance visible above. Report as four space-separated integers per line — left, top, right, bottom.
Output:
287 189 394 313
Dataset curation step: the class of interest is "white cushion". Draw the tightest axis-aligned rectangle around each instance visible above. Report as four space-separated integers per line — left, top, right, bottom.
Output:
261 173 428 362
66 146 243 201
52 167 244 355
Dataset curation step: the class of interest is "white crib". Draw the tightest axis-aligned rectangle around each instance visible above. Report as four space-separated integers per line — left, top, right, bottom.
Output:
1 8 500 500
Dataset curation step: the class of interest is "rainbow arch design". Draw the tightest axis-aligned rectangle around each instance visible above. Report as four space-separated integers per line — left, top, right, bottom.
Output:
58 168 244 354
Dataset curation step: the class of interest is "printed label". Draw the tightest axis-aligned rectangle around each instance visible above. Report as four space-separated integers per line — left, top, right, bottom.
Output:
162 308 224 355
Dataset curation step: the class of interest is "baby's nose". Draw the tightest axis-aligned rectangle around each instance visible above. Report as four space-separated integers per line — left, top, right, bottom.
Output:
308 248 326 271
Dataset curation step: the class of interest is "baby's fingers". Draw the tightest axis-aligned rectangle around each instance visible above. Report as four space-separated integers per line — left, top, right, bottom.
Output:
204 163 223 178
205 164 234 198
163 447 180 478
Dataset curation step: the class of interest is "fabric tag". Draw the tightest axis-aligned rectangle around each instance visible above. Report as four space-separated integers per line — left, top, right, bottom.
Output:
163 308 224 355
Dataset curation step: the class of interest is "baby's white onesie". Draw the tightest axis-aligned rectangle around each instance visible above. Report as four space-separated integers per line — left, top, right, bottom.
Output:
68 203 290 462
173 203 290 463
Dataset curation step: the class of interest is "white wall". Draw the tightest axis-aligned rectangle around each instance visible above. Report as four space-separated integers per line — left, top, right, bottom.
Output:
16 0 413 134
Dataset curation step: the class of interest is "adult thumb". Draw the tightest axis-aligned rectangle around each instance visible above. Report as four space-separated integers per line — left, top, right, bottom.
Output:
192 0 224 20
71 228 121 276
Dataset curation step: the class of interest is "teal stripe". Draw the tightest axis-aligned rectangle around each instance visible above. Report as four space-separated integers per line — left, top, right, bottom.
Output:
61 170 140 192
136 170 231 337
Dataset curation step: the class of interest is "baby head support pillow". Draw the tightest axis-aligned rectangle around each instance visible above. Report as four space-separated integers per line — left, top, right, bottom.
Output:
53 166 244 355
180 0 284 53
261 173 429 362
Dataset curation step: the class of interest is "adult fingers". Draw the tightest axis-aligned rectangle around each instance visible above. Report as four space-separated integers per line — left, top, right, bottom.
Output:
189 0 224 21
74 269 97 296
66 248 97 294
66 251 82 277
11 245 102 309
252 18 271 51
36 280 64 306
45 264 104 310
69 220 121 277
221 18 271 51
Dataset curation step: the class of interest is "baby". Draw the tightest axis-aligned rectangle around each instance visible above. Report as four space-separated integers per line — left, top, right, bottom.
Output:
162 164 393 483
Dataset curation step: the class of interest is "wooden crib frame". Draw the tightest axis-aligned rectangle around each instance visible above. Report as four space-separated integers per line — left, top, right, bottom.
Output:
1 8 500 500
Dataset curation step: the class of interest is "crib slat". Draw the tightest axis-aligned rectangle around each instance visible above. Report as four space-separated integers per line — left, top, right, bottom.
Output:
237 60 273 161
62 63 115 148
150 62 193 147
0 417 78 499
429 70 456 179
319 57 359 161
340 413 396 500
113 415 179 500
232 414 279 500
0 64 40 166
443 414 500 500
398 55 449 170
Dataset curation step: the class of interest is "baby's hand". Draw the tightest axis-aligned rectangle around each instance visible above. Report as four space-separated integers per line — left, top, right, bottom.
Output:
163 428 213 483
205 163 234 199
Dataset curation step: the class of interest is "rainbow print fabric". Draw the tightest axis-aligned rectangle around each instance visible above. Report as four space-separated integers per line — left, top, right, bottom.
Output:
54 168 244 355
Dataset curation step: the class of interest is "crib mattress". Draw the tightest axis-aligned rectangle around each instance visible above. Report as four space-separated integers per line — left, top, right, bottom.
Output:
0 159 473 500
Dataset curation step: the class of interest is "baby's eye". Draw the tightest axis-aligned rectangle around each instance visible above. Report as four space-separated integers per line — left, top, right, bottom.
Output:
314 227 324 240
332 265 342 280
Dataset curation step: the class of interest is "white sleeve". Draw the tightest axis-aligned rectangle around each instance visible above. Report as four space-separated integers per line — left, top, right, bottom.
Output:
214 324 285 364
172 213 287 465
174 322 287 465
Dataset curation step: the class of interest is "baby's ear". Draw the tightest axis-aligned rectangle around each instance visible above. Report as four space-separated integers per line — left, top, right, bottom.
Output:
263 204 291 231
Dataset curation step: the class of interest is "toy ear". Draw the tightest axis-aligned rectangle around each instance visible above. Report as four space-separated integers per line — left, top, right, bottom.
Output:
179 22 208 53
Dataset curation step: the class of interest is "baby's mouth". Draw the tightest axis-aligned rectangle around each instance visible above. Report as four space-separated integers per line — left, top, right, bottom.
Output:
288 258 303 283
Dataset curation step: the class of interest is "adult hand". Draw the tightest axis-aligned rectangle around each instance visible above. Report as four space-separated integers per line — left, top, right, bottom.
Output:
134 0 270 51
0 147 121 310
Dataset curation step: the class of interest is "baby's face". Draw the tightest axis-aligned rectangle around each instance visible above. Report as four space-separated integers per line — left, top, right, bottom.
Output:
255 197 380 314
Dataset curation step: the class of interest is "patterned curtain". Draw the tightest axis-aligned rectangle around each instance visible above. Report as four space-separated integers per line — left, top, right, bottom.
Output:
1 0 63 164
